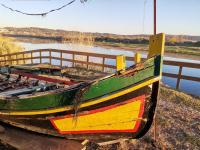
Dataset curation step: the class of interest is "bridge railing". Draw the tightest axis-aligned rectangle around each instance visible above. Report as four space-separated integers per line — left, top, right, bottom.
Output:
0 49 199 90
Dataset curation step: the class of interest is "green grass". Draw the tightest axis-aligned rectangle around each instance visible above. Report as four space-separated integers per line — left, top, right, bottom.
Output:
160 85 200 111
95 41 200 56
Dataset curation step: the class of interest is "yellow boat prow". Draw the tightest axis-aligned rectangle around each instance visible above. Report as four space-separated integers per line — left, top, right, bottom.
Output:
51 95 145 134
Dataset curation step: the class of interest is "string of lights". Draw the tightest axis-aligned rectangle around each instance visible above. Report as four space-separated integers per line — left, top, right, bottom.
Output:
0 0 87 16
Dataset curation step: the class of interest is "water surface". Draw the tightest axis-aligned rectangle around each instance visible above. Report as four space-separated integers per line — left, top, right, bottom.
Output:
20 42 200 96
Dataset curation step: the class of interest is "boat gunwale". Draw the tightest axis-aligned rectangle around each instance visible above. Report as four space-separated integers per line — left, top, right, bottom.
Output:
0 76 160 116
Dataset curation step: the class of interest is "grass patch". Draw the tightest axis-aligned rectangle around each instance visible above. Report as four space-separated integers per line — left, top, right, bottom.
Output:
95 41 200 56
160 85 200 111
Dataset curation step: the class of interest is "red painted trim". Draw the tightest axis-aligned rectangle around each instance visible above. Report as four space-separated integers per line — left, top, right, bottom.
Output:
12 70 75 85
50 95 146 134
132 97 145 132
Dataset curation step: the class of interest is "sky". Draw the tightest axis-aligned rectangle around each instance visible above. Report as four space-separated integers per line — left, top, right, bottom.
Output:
0 0 200 36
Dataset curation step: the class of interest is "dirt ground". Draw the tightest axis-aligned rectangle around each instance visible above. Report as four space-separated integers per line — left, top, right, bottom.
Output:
88 85 200 150
0 85 200 150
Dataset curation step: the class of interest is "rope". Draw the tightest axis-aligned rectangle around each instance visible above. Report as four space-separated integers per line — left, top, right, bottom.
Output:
0 0 87 16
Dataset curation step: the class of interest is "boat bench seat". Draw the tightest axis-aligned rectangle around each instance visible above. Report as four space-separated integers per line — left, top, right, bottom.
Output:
0 84 57 99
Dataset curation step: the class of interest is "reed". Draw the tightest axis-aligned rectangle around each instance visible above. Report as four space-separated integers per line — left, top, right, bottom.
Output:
0 36 24 65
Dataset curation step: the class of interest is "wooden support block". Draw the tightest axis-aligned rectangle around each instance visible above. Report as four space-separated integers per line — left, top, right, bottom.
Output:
0 123 83 150
81 139 89 146
0 125 5 133
116 55 126 71
134 53 141 64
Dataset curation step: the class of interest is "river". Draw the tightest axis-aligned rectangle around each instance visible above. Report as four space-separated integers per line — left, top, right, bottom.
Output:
19 42 200 96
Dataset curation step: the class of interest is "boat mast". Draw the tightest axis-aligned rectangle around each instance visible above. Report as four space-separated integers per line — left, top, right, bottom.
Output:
154 0 156 35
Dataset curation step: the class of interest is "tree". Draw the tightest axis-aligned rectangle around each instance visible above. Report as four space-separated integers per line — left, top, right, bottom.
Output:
168 37 177 44
0 36 24 65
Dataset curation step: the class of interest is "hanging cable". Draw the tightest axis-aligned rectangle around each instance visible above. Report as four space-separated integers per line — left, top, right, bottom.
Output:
0 0 87 16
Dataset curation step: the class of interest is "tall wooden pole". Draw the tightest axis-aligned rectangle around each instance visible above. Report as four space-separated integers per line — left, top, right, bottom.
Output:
153 0 157 143
154 0 157 35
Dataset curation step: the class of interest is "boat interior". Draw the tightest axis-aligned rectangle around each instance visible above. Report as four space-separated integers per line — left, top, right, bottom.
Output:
0 63 111 99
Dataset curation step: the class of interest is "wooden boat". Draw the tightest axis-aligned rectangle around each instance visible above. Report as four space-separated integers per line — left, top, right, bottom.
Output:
0 33 165 141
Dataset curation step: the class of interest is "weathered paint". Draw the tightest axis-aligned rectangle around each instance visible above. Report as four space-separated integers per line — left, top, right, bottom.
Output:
12 70 75 85
0 56 161 111
50 95 145 134
83 56 161 100
148 33 165 76
0 77 159 116
134 53 141 64
148 33 165 59
116 55 126 71
0 89 77 110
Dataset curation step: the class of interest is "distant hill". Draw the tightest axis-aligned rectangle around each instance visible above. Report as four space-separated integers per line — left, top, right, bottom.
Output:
1 27 200 46
2 27 200 41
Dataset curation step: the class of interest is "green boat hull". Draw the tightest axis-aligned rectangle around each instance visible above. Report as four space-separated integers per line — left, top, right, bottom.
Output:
0 56 161 111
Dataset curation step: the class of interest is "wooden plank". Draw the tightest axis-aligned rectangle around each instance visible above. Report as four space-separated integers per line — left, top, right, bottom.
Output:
0 124 5 133
59 57 116 69
0 56 49 63
51 49 117 59
181 75 200 82
98 139 128 146
0 49 48 57
0 122 83 150
162 72 200 82
162 72 178 78
164 60 200 69
12 70 76 85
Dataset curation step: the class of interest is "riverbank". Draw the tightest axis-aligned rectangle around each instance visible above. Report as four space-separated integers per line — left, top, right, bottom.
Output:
1 85 199 150
95 42 200 61
16 39 200 61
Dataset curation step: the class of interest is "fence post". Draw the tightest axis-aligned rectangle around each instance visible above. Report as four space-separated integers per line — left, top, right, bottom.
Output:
23 53 25 64
16 54 19 65
49 50 52 65
72 53 75 67
40 50 42 64
4 56 6 65
31 52 33 64
102 57 105 72
60 51 63 67
176 66 183 89
9 55 12 65
86 55 89 69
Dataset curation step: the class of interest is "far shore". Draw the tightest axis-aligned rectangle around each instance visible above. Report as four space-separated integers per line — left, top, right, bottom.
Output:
95 43 200 61
13 38 200 61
